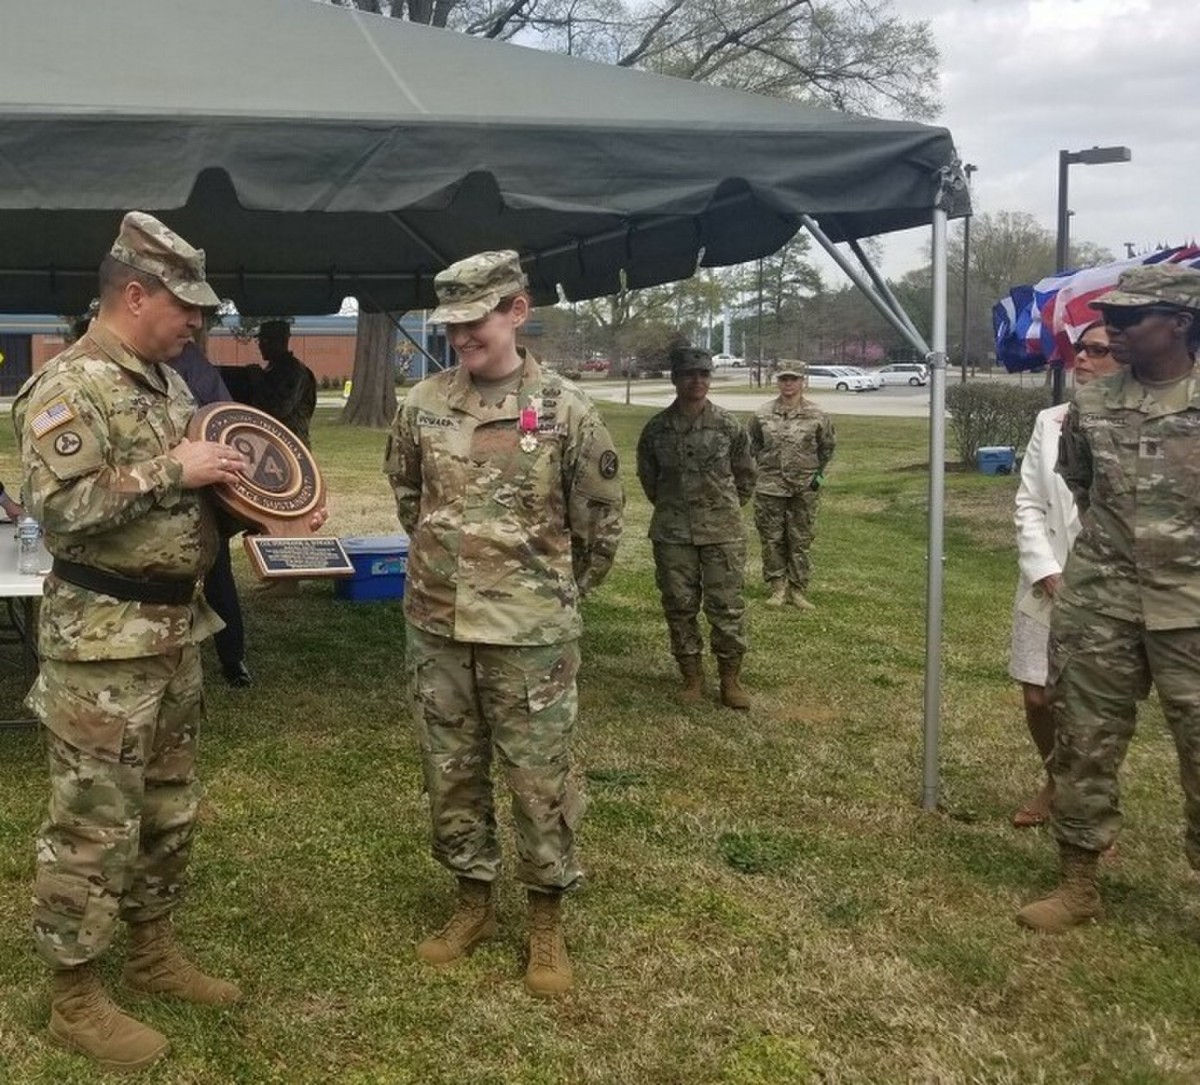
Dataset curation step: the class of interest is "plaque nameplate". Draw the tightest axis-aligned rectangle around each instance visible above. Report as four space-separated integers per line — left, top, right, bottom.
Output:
244 536 354 579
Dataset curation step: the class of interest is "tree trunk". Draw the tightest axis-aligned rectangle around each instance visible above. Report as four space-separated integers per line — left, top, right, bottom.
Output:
341 311 398 428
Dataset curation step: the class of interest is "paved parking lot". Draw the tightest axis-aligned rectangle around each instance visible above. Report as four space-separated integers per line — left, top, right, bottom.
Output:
585 375 934 417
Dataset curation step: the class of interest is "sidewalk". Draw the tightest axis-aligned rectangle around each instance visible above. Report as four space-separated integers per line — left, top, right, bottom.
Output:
585 380 932 418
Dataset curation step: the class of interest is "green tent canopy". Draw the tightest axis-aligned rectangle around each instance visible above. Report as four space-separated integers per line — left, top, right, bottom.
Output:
0 0 968 316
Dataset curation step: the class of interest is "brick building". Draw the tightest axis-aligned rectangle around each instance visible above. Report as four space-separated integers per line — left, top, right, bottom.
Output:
2 313 446 395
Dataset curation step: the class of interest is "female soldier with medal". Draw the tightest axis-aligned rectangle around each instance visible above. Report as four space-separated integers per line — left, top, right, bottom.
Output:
385 250 624 996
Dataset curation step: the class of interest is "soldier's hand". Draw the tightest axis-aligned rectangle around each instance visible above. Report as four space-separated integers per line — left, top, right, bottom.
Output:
170 438 248 489
307 508 329 532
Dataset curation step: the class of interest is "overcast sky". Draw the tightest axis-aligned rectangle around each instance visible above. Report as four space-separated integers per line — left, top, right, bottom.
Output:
840 0 1198 281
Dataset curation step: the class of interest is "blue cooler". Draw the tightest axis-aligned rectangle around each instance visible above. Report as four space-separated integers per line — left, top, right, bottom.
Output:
977 445 1016 476
334 534 409 601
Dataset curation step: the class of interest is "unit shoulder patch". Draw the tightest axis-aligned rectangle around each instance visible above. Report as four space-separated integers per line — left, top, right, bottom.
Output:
53 431 83 457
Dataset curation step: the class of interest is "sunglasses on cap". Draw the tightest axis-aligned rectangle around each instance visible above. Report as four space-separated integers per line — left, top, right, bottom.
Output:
1098 305 1183 331
1074 341 1112 359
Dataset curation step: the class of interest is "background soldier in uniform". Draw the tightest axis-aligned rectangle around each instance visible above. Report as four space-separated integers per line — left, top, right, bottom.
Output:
636 346 756 709
1017 265 1200 932
15 213 249 1071
385 250 623 997
747 363 836 610
251 318 318 448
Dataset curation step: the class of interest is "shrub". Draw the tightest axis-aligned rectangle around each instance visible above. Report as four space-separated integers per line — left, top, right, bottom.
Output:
946 382 1050 466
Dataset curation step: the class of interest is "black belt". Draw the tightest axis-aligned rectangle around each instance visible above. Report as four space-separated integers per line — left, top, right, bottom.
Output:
51 558 197 606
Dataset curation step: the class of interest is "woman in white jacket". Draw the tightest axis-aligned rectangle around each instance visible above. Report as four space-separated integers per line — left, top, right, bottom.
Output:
1010 322 1120 827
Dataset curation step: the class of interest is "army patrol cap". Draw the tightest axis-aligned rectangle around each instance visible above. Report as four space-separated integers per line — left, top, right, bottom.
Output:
109 211 221 309
669 346 714 375
776 362 806 378
429 250 528 324
1090 265 1200 311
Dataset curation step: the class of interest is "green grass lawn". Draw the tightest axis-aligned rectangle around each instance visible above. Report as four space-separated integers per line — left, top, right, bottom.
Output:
1 404 1198 1083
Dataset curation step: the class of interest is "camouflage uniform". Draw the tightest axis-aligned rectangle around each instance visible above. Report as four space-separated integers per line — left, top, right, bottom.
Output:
636 400 756 662
748 395 835 592
1050 362 1200 863
256 352 318 448
15 321 222 969
385 345 623 890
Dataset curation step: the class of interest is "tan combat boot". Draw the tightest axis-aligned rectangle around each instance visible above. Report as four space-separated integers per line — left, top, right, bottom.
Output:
718 658 752 711
765 582 788 607
676 655 705 706
48 963 170 1071
416 877 497 965
524 891 573 997
1016 843 1103 931
787 587 815 611
124 917 242 1004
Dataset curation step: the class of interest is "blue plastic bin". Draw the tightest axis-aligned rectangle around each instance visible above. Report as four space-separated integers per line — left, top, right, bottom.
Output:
977 446 1016 476
334 534 409 601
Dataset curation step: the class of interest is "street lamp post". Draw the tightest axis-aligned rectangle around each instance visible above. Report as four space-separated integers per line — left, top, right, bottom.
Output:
1053 145 1132 402
959 163 977 384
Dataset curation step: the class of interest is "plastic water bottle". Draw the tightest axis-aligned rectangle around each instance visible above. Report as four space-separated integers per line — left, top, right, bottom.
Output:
17 516 40 575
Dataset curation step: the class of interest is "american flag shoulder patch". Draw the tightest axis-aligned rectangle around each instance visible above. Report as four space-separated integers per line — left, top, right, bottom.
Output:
30 398 76 438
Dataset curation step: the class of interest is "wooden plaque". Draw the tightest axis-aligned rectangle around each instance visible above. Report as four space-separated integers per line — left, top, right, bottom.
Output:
188 403 350 579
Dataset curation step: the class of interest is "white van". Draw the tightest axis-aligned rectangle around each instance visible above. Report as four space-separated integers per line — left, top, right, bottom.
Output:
877 363 929 386
805 365 873 392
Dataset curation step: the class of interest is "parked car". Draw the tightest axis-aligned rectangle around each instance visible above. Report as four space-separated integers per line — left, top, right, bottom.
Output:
581 358 611 372
711 352 744 368
842 365 883 390
877 362 929 386
805 365 873 392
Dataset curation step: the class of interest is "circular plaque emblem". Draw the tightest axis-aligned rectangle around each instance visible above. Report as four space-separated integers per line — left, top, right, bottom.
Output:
188 403 324 531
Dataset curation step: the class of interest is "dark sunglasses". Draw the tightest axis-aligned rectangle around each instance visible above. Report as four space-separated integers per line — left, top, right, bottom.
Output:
1074 342 1112 359
1099 305 1181 331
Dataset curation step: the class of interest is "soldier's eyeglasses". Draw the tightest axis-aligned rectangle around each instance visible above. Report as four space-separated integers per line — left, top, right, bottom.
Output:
1074 342 1112 359
1099 306 1181 330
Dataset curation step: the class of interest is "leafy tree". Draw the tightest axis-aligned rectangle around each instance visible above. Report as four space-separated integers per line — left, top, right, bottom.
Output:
743 237 824 368
454 0 939 118
787 278 898 365
579 283 686 373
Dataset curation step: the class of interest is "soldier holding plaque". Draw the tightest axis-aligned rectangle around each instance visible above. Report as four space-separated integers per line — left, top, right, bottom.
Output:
14 212 248 1071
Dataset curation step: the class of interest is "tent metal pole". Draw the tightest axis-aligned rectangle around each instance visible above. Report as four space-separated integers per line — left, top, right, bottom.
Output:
845 236 925 345
799 215 930 355
922 208 949 812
